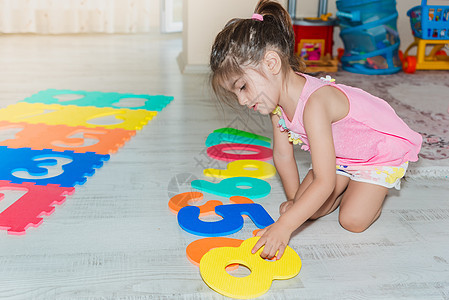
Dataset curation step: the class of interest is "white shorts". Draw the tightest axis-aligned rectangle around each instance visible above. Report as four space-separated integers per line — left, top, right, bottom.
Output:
309 162 409 190
335 162 409 190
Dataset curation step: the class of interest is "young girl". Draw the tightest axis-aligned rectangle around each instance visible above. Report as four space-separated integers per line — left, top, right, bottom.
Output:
209 0 422 260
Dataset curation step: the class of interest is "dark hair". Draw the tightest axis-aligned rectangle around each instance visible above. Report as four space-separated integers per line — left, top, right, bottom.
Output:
210 0 305 106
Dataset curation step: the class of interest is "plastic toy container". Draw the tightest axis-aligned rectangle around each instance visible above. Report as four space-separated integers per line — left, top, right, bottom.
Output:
402 0 449 73
292 19 336 58
337 0 398 28
407 0 449 39
336 0 402 74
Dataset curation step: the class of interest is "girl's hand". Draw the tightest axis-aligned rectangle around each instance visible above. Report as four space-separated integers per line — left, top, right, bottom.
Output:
251 222 292 260
279 200 294 215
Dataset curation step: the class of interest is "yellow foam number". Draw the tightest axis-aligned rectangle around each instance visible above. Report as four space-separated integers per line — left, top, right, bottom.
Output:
200 237 301 299
204 160 276 179
0 103 156 130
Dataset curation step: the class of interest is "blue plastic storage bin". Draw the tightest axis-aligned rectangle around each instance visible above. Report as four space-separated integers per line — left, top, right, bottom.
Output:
337 0 402 74
337 0 398 27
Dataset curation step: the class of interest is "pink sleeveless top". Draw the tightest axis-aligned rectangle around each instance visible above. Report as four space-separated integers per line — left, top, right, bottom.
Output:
275 74 422 166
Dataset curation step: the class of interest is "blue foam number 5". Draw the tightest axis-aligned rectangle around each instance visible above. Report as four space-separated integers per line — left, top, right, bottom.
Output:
177 203 274 237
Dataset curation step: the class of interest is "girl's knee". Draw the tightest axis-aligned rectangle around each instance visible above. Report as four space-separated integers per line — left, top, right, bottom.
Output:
338 212 371 233
338 182 386 233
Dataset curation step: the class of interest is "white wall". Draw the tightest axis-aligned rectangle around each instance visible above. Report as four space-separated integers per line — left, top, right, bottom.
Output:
179 0 266 73
0 0 160 34
179 0 448 73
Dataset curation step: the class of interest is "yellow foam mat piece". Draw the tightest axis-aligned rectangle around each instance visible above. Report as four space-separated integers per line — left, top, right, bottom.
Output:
0 103 157 130
204 159 276 179
200 236 302 299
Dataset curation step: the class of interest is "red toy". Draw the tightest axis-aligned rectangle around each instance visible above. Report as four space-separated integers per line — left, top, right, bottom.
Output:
288 0 338 72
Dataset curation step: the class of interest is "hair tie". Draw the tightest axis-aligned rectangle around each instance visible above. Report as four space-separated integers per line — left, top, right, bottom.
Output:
252 13 263 21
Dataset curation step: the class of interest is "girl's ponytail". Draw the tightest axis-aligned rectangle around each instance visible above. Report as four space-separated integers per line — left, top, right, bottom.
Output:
210 0 305 106
253 0 303 73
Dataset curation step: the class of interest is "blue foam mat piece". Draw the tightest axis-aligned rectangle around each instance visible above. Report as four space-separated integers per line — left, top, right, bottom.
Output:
0 146 110 187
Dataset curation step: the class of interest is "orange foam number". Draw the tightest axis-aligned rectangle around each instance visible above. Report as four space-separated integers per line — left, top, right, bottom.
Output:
185 235 270 271
168 192 222 216
200 237 302 299
168 193 254 216
229 196 254 204
186 237 243 267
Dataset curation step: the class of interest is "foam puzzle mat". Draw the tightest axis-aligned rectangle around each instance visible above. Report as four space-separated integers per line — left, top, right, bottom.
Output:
0 102 157 130
0 89 172 235
0 121 136 154
23 89 173 111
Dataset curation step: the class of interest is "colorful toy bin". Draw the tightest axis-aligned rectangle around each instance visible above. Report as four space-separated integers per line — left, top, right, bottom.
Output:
336 0 402 75
292 18 337 61
402 0 449 73
408 0 449 40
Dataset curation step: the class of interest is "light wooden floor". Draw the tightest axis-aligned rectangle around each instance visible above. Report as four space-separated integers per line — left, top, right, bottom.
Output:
0 33 448 300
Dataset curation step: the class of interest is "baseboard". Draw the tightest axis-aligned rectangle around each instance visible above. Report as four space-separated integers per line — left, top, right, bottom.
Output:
177 52 210 74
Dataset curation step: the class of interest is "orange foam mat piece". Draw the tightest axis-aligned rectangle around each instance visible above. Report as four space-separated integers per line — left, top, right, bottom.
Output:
0 121 136 154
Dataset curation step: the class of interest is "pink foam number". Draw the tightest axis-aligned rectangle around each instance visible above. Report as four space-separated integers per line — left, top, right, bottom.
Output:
207 143 273 162
0 181 75 235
